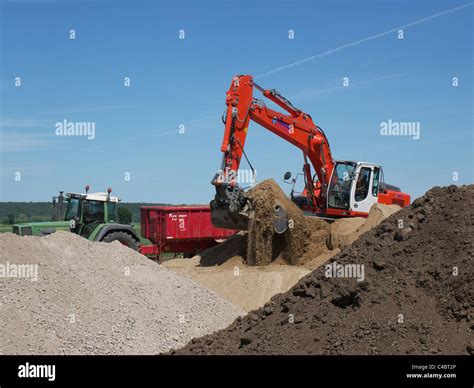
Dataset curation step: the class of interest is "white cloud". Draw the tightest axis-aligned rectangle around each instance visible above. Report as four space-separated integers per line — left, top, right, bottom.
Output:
0 118 49 129
0 164 53 178
0 132 53 152
44 105 129 115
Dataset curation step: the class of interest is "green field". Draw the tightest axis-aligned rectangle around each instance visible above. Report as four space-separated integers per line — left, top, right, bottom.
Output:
133 223 151 245
0 224 12 233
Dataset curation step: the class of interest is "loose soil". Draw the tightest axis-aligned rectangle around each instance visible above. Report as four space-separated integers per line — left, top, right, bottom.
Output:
235 179 330 266
163 256 309 312
173 185 473 355
163 181 400 312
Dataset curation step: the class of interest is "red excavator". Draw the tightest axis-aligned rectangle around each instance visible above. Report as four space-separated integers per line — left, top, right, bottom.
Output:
211 74 410 230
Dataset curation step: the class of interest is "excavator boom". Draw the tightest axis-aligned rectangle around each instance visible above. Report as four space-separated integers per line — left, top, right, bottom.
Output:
211 75 334 229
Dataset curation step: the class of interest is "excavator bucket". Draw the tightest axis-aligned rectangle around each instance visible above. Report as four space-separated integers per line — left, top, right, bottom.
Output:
210 184 250 230
210 202 250 230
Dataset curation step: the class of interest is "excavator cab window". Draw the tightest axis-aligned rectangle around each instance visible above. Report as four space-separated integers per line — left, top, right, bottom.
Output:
372 167 380 197
328 162 356 210
354 167 371 202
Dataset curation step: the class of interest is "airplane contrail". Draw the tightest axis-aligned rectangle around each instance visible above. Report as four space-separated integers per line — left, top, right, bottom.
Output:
255 2 473 78
290 71 414 101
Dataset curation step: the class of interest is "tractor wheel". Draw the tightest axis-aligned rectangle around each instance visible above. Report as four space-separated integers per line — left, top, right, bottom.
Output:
102 231 139 251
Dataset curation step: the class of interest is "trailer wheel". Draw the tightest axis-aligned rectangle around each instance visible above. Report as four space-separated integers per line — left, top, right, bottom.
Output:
102 231 139 251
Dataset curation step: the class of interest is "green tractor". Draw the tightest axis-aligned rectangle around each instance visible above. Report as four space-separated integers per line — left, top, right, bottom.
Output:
12 186 140 250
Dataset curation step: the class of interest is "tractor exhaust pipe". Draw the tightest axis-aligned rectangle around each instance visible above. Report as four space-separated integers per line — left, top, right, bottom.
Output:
52 191 65 221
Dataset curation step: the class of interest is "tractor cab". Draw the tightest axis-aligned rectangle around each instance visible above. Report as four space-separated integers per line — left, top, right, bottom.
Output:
64 186 119 238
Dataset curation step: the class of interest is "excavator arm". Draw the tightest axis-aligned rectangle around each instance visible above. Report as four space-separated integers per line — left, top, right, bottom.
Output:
211 75 335 229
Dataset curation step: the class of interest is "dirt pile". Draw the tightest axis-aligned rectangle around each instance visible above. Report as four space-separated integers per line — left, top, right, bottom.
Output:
199 233 247 266
173 185 473 355
173 198 398 312
228 179 330 266
168 181 399 312
327 203 401 250
199 180 397 267
0 232 244 355
163 256 310 312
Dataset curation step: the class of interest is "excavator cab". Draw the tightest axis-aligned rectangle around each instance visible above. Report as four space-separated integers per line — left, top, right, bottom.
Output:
327 161 382 215
327 161 356 210
287 160 408 217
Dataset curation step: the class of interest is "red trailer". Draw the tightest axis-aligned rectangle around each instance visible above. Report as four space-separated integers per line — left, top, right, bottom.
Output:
139 205 236 259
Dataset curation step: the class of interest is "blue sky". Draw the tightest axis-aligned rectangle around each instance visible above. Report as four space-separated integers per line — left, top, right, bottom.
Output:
0 0 472 203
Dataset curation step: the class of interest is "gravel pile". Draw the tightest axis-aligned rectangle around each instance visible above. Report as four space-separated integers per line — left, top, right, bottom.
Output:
0 232 244 355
